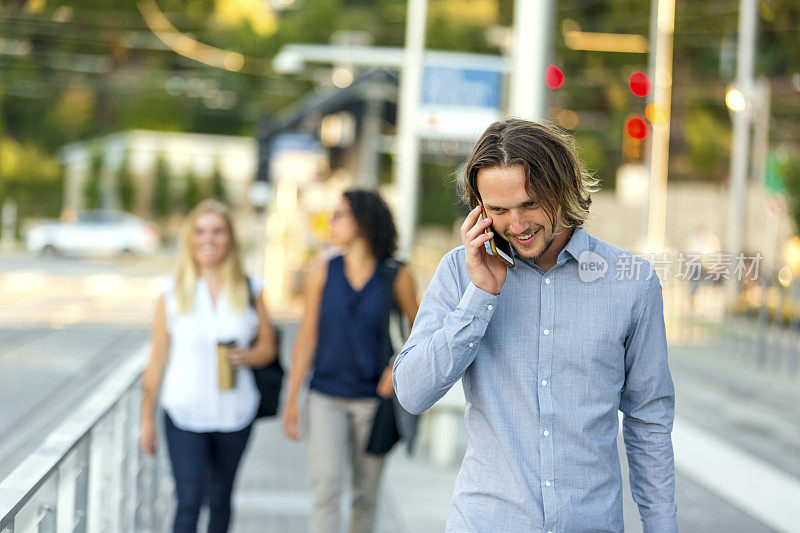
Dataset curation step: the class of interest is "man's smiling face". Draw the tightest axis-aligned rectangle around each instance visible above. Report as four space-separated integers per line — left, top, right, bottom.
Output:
476 164 557 262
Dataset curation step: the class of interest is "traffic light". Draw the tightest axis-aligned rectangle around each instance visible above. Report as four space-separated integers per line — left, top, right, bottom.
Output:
545 65 564 89
625 116 648 140
623 116 648 162
628 71 651 97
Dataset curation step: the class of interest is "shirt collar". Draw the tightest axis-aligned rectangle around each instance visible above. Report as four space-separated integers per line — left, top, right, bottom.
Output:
558 225 590 263
518 225 590 271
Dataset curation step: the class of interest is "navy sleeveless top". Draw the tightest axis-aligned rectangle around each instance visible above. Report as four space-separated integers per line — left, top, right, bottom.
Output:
309 255 392 398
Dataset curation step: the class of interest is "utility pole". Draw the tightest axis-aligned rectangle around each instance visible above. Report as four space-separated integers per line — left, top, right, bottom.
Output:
644 0 675 252
358 94 382 189
508 0 553 120
394 0 427 257
750 78 771 188
726 0 758 256
725 0 758 303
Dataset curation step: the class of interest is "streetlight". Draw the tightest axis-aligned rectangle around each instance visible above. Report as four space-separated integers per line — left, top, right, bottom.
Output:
725 0 758 307
641 0 675 254
725 86 747 112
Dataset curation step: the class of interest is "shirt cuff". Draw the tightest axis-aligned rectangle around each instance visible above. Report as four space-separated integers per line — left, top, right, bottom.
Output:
457 282 499 322
642 514 679 533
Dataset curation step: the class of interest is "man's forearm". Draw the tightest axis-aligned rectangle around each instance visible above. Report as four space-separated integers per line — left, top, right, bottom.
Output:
393 282 496 414
623 416 678 533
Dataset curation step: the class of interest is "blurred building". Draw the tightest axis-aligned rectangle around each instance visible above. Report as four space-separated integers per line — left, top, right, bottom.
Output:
255 64 506 307
59 130 257 216
256 69 400 308
590 176 794 274
256 68 398 189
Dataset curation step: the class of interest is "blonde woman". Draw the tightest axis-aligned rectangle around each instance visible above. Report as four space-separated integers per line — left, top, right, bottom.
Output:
140 200 276 533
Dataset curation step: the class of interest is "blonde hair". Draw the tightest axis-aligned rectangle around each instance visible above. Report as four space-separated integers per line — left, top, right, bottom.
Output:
461 119 600 232
174 199 249 314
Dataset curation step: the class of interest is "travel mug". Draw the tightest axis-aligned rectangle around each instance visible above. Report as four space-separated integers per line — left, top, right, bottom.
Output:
217 340 237 390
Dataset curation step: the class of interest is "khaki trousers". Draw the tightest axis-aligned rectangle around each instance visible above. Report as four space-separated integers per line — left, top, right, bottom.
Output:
306 389 385 533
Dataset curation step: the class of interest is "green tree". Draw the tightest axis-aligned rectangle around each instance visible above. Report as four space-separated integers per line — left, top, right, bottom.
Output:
152 154 172 219
50 85 95 143
0 136 62 237
83 151 103 210
183 168 205 212
116 151 136 212
211 161 228 203
420 160 461 228
781 155 800 235
683 110 730 179
3 0 800 216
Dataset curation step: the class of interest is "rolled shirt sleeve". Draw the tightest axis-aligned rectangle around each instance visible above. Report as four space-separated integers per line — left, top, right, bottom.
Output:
620 273 678 532
393 250 498 415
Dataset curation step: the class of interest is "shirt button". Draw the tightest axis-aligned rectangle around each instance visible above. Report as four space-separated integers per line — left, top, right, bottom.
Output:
543 429 550 437
544 481 551 487
469 342 474 348
541 380 548 387
487 305 494 311
545 278 551 285
543 329 550 336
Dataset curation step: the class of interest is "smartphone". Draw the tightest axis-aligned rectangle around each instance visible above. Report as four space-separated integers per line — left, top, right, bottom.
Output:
480 205 515 268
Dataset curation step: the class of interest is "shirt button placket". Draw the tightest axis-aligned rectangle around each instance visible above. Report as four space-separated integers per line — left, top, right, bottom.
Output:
538 273 557 530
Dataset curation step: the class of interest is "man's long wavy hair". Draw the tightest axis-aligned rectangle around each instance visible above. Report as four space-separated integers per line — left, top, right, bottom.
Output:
174 199 248 314
461 119 600 232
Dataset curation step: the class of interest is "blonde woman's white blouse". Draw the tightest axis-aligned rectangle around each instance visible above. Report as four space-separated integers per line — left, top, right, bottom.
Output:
160 276 262 432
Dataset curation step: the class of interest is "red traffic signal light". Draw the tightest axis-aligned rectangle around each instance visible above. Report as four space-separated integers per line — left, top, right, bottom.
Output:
545 65 564 89
625 116 648 140
628 71 651 97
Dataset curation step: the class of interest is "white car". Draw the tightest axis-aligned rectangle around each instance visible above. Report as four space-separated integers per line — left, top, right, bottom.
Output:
26 210 159 256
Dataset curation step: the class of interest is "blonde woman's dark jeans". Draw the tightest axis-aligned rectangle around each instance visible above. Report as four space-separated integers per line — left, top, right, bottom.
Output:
164 412 252 533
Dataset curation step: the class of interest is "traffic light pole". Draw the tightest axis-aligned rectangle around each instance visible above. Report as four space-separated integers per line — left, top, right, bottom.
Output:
726 0 757 258
644 0 675 253
508 0 552 120
394 0 427 258
724 0 758 305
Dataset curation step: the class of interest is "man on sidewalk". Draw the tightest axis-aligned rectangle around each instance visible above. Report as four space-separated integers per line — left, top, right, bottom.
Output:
393 119 677 533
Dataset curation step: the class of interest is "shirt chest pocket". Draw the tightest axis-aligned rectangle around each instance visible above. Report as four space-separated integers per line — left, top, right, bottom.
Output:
584 313 625 372
555 310 627 395
477 309 541 380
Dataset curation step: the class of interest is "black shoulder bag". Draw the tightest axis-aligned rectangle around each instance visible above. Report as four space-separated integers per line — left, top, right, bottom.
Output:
365 259 419 455
246 277 285 419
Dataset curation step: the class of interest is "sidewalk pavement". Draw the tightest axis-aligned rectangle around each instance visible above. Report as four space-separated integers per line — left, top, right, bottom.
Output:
669 342 800 481
224 317 791 533
229 419 456 533
229 413 776 533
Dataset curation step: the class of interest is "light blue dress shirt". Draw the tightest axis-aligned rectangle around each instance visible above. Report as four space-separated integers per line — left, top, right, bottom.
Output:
393 227 677 533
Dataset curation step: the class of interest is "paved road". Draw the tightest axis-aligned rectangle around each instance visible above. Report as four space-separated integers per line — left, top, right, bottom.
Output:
0 253 160 479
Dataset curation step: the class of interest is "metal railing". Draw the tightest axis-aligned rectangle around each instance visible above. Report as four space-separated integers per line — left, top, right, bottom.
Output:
663 274 800 376
0 345 171 533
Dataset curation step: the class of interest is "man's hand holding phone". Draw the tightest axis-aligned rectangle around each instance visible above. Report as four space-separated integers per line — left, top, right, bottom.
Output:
461 205 508 295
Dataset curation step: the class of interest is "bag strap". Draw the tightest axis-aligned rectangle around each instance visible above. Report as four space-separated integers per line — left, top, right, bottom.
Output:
245 275 283 363
379 258 404 367
245 275 256 309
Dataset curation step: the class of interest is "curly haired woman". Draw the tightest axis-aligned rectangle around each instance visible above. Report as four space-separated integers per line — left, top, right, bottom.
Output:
283 189 418 533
